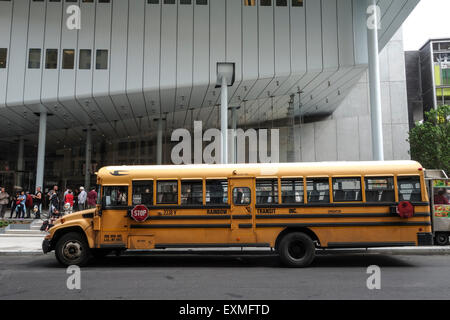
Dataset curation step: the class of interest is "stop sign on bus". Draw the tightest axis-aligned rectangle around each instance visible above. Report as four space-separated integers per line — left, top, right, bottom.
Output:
130 205 149 222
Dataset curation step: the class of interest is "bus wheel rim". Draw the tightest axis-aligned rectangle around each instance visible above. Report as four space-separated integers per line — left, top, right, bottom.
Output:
63 241 82 260
288 240 306 260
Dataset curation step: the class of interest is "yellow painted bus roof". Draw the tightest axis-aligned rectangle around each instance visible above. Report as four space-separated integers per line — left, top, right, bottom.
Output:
97 161 424 183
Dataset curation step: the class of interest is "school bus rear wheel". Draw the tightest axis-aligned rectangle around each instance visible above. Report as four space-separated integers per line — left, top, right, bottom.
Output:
278 232 315 268
55 232 90 267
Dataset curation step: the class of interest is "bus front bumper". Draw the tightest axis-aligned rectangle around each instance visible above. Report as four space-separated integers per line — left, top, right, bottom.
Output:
42 239 52 254
417 232 433 246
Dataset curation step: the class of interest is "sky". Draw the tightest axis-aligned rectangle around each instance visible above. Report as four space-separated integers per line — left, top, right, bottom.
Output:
402 0 450 51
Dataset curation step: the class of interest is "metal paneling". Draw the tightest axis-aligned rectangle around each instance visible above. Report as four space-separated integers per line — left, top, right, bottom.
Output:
24 0 45 105
0 1 13 107
143 0 161 116
6 0 30 107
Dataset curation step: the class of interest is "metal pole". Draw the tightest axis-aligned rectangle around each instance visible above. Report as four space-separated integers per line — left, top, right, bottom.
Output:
221 76 228 164
84 126 92 190
157 117 163 165
367 0 384 161
230 106 237 164
35 112 47 191
16 137 24 187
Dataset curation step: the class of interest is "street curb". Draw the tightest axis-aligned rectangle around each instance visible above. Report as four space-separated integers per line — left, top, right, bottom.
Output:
0 251 44 256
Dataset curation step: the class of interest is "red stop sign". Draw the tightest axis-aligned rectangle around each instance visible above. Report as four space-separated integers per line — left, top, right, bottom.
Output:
131 205 149 222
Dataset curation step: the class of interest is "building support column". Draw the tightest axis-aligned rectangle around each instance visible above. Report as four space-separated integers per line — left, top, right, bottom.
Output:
84 125 92 190
229 106 239 164
35 112 47 191
16 137 24 188
156 117 163 165
367 0 384 161
221 76 228 164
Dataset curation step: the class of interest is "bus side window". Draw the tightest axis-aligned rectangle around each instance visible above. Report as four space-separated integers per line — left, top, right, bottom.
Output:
181 180 203 205
205 180 228 205
132 181 153 206
256 179 278 204
364 177 395 202
306 178 329 203
157 181 178 204
398 176 422 202
233 187 251 205
103 186 128 207
281 178 304 204
332 177 362 202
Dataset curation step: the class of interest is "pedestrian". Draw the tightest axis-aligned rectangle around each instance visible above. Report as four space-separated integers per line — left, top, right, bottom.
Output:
32 186 43 219
434 189 449 205
15 191 26 219
25 191 33 219
87 187 97 209
64 190 74 214
49 190 60 216
9 191 18 218
48 186 59 216
78 186 87 211
0 187 9 219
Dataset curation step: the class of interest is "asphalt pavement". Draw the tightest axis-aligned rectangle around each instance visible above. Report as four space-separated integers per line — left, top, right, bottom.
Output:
1 252 449 300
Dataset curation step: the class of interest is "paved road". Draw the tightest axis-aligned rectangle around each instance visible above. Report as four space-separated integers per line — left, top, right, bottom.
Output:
0 252 449 300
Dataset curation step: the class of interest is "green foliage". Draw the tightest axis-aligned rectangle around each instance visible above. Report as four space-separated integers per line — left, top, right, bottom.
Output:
408 105 450 175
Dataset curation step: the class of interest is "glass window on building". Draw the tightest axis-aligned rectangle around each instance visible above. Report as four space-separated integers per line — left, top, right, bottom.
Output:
96 49 108 70
28 49 41 69
244 0 255 6
260 0 271 6
62 49 75 69
0 48 7 68
45 49 58 69
79 49 91 70
292 0 303 6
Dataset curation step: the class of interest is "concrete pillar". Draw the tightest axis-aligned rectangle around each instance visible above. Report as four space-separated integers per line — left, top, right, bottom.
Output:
157 117 163 165
221 76 228 164
16 137 24 187
229 106 238 164
84 126 92 190
35 112 47 191
367 0 384 161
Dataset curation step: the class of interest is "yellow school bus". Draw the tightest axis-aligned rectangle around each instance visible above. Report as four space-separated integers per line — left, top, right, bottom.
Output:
42 161 432 267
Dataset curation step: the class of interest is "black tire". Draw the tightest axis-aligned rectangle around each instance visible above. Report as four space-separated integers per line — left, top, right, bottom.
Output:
435 233 449 246
91 249 112 259
278 232 315 267
55 232 90 267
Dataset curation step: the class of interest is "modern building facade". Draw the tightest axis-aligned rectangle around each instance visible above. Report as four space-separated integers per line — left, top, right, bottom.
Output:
405 38 450 128
0 0 419 193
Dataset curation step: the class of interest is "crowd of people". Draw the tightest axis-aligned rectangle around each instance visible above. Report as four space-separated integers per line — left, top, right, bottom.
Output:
0 185 98 220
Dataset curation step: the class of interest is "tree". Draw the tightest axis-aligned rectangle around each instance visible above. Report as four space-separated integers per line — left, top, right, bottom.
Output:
408 105 450 175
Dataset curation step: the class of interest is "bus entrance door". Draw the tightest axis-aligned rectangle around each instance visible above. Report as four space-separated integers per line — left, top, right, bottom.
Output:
229 177 256 244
